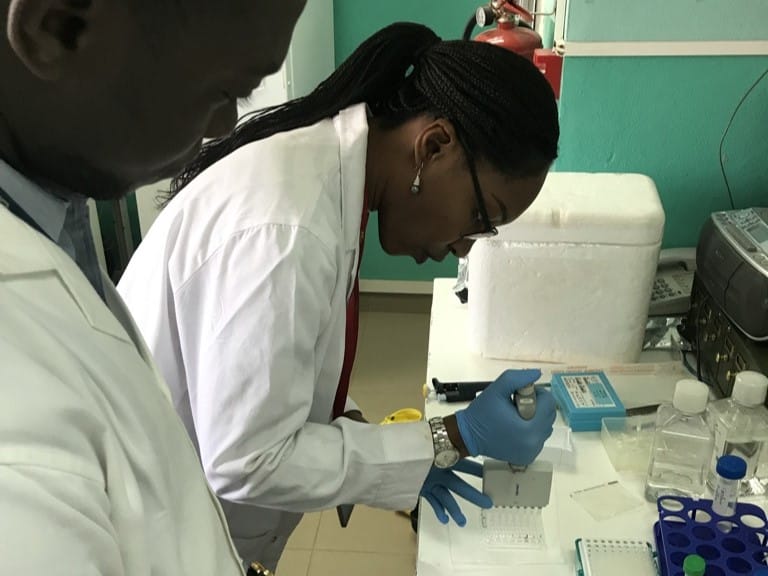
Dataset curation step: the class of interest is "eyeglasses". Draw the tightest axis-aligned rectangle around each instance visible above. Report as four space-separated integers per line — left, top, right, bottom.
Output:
461 151 498 241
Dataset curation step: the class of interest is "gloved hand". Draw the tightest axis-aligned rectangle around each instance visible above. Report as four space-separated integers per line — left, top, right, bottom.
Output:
454 369 556 466
420 459 493 526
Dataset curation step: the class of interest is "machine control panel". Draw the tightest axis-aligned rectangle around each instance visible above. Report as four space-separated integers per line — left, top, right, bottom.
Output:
713 208 768 273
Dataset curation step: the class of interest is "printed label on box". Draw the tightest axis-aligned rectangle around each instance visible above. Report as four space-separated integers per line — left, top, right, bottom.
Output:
561 374 617 408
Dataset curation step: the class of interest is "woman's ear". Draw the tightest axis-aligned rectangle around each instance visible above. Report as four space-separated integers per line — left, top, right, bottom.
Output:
413 118 459 168
6 0 95 81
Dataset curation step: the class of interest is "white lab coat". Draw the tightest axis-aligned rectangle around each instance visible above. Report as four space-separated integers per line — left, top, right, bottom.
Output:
0 208 244 574
118 104 434 568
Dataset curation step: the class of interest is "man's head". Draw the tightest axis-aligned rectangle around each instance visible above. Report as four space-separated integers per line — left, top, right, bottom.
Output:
0 0 306 199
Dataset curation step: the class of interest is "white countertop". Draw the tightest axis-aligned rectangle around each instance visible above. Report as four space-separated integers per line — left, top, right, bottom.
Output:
416 279 692 576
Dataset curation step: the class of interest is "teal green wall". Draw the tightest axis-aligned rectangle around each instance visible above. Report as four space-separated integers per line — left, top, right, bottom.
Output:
337 0 768 280
556 56 768 248
334 0 479 281
566 0 767 43
559 0 768 249
334 0 479 65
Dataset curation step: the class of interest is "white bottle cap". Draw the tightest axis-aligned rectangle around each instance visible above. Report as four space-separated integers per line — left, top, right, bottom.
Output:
732 371 768 407
672 379 709 414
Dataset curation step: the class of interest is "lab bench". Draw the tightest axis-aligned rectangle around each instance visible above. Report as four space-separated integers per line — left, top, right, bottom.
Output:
416 279 766 575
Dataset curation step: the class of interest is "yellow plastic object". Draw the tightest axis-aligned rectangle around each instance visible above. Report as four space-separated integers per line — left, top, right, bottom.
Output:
381 406 425 520
380 408 423 425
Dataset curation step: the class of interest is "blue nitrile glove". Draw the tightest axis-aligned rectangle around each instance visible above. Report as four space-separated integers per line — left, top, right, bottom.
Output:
454 369 556 466
420 459 493 527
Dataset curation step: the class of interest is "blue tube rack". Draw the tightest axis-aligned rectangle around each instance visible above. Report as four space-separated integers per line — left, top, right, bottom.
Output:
654 496 768 576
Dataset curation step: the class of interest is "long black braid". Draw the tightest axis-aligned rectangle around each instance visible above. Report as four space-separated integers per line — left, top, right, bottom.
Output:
170 22 559 198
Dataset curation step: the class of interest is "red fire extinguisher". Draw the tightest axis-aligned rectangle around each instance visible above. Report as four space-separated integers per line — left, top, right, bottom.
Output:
464 1 563 98
463 1 542 62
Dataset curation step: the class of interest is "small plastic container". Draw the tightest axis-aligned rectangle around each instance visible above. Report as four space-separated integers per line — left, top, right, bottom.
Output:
682 554 705 576
601 414 656 475
711 454 747 517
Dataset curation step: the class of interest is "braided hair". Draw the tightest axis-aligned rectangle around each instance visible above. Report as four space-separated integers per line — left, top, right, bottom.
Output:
170 22 559 197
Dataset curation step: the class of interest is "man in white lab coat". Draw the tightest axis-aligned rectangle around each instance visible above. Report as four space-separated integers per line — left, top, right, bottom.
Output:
0 0 305 573
119 23 561 571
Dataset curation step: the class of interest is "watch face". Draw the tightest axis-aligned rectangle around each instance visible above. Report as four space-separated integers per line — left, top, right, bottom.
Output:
435 449 460 469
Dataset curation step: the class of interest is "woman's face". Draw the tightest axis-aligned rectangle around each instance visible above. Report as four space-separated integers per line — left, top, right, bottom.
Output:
376 120 548 264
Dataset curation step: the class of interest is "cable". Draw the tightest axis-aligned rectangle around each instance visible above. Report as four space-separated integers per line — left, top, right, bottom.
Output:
694 298 703 382
463 14 477 41
718 67 768 210
682 350 698 377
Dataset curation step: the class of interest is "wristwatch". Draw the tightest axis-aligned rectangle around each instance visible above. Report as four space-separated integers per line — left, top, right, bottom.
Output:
428 417 460 469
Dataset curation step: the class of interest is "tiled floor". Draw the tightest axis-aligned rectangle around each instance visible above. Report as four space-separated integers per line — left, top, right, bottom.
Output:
276 293 432 576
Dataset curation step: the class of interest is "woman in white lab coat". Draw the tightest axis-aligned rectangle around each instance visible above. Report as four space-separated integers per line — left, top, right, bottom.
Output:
119 23 559 571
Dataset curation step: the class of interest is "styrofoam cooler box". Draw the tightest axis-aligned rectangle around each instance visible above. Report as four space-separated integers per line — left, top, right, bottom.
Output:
467 172 665 364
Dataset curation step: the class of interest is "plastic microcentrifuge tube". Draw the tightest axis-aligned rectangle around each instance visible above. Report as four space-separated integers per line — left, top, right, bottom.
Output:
683 554 706 576
712 454 747 517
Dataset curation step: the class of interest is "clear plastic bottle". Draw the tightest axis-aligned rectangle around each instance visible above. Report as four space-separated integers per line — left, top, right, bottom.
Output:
706 371 768 496
645 379 713 502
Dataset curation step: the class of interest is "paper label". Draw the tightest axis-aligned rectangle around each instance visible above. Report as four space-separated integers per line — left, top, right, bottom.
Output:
561 374 616 408
712 481 738 516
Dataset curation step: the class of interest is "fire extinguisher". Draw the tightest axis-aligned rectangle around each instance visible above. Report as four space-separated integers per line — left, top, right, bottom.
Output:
463 1 542 62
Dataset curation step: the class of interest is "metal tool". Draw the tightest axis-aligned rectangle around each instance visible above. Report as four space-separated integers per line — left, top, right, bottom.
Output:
432 378 549 403
483 459 554 508
247 562 273 576
514 383 537 420
625 403 661 417
481 377 554 509
336 503 354 528
431 378 493 402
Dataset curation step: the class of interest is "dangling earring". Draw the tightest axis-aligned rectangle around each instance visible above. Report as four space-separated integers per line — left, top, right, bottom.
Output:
410 162 424 195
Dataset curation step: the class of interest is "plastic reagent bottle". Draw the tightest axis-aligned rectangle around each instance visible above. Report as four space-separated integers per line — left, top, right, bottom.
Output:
682 554 705 576
645 379 713 502
706 371 768 496
711 454 747 517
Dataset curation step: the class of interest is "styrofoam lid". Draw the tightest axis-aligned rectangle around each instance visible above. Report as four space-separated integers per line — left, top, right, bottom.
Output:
732 371 768 406
672 379 709 414
493 172 665 246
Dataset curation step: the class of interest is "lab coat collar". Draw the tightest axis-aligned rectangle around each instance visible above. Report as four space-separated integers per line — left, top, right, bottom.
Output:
335 104 370 255
0 207 133 345
0 159 68 242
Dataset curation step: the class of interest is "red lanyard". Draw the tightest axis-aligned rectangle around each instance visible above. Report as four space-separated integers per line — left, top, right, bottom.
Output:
331 192 370 419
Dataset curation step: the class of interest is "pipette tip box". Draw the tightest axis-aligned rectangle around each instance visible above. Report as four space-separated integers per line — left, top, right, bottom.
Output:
551 371 626 432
